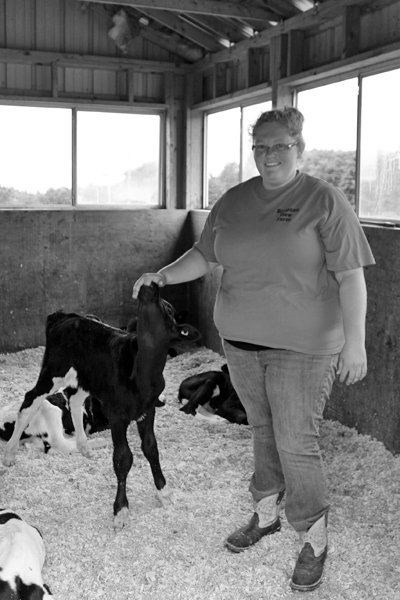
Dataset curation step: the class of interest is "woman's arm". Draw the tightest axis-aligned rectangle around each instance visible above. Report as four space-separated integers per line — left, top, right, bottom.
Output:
334 266 368 385
132 247 219 299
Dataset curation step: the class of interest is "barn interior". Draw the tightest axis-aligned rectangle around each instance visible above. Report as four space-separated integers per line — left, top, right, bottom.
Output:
1 0 400 458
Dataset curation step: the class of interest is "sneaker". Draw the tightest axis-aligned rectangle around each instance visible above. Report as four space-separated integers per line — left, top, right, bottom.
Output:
225 492 283 553
290 514 328 592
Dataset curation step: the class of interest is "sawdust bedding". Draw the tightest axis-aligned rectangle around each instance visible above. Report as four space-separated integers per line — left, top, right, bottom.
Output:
0 346 399 600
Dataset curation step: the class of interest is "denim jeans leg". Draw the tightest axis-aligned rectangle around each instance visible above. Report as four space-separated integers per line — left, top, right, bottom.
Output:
222 341 285 500
261 350 338 532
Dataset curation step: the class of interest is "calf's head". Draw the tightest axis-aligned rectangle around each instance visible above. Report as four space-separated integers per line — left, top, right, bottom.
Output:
137 283 177 341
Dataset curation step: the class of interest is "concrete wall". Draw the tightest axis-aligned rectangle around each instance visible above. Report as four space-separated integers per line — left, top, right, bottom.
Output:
0 209 192 352
189 211 400 455
2 207 400 453
327 226 400 455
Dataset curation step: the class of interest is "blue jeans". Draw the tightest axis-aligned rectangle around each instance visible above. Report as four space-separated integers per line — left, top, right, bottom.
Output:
222 341 338 532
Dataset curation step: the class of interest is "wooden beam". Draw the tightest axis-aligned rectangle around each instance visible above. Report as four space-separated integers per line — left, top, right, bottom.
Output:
0 47 188 72
191 80 272 111
260 0 303 17
280 40 400 88
270 34 288 106
84 0 281 22
0 90 167 108
139 25 200 62
137 8 223 51
186 14 251 44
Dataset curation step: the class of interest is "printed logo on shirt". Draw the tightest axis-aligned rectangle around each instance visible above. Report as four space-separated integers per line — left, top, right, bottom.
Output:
276 208 299 222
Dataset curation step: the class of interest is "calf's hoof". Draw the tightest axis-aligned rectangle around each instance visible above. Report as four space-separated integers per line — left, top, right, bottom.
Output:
156 486 173 507
3 447 17 467
179 404 195 416
87 438 108 450
77 441 92 458
114 507 129 531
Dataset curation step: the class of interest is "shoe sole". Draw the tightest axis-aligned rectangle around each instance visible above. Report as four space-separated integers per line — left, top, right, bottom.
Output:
289 575 323 592
225 523 282 553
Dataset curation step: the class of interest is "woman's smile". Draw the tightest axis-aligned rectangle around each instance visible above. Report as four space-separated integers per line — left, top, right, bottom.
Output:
253 122 299 189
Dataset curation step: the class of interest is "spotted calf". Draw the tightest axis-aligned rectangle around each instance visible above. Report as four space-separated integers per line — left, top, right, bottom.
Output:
3 283 176 529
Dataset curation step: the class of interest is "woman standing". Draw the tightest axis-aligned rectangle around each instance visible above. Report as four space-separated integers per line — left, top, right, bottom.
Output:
132 107 375 592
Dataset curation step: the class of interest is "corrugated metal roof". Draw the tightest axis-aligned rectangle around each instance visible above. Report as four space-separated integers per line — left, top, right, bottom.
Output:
82 0 316 63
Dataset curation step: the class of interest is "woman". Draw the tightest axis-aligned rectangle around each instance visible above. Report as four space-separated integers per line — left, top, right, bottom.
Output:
132 107 375 592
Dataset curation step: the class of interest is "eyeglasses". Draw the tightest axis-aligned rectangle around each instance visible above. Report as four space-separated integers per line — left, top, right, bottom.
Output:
252 141 299 154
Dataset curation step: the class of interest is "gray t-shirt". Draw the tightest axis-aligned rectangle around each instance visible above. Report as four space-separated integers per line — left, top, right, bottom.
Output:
194 172 375 355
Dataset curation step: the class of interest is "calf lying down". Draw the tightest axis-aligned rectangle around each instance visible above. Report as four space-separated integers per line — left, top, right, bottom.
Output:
0 390 109 454
178 364 248 425
0 509 53 599
0 389 166 455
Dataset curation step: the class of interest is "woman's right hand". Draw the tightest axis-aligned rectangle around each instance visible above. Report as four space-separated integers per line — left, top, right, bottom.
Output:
132 272 167 299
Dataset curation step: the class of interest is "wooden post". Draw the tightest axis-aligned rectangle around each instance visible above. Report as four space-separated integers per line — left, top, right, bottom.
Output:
164 72 177 209
270 34 288 107
185 73 204 209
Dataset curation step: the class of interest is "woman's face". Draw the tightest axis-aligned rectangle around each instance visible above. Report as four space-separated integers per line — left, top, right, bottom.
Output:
253 121 299 190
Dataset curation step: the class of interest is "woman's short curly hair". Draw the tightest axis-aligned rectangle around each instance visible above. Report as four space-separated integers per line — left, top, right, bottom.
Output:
250 106 305 156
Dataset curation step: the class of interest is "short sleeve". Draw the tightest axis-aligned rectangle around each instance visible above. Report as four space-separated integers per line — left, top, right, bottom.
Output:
319 190 375 271
192 198 223 263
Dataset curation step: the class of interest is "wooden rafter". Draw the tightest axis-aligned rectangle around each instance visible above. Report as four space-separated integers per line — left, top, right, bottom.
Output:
260 0 303 17
136 8 224 51
83 0 281 22
139 23 203 62
182 14 252 43
192 0 379 70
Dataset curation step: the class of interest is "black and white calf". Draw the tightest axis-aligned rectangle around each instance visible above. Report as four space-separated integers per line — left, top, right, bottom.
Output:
3 283 176 529
178 364 248 425
0 390 108 454
0 509 53 599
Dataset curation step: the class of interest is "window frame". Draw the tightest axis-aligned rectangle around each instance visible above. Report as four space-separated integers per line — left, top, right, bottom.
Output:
201 59 400 226
0 99 166 210
203 96 272 208
293 60 400 226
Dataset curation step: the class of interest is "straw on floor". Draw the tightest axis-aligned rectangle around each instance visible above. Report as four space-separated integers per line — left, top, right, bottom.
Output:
0 347 399 600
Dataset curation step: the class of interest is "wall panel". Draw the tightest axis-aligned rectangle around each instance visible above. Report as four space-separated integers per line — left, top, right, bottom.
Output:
0 209 192 352
360 3 400 50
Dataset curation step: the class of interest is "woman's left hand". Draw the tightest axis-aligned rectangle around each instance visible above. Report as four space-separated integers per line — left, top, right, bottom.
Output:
336 341 367 385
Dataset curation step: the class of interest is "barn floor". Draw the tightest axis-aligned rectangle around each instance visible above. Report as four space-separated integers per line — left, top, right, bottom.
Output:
0 347 399 600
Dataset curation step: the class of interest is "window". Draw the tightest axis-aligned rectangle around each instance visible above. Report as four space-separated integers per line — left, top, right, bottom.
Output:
205 100 272 208
297 79 358 209
359 69 400 222
77 111 160 206
0 105 162 207
0 105 72 206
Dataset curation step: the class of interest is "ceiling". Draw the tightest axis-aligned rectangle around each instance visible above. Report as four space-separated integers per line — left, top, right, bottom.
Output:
81 0 317 63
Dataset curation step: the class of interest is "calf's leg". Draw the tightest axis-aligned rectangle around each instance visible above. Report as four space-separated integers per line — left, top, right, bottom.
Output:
110 418 133 530
136 408 171 506
69 388 92 457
